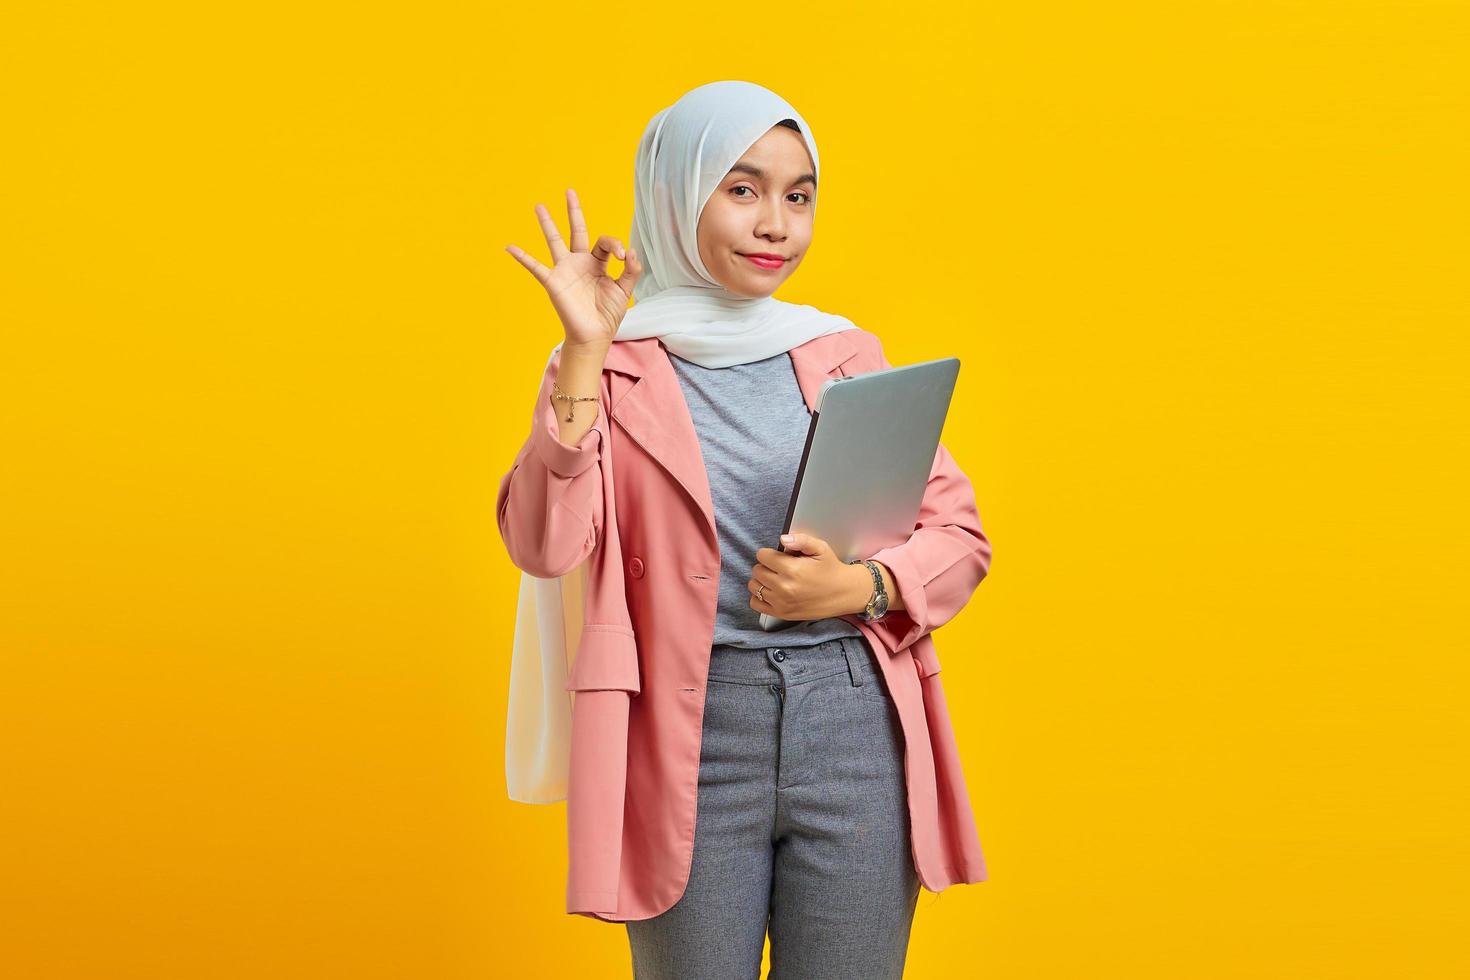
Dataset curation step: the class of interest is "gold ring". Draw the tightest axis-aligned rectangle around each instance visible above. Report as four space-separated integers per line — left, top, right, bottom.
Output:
755 584 766 603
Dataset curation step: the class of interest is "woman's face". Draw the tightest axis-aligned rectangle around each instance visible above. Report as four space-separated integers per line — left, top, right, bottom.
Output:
697 124 817 298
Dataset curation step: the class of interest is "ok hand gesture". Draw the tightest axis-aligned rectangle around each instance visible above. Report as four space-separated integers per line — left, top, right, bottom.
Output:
505 188 643 349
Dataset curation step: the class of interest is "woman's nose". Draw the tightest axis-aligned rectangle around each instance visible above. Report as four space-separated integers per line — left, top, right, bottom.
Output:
753 204 787 239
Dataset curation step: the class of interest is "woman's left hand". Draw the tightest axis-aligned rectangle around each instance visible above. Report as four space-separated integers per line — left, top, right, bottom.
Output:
748 531 871 621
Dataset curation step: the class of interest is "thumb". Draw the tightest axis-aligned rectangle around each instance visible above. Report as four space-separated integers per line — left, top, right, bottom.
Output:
780 532 823 554
615 246 641 295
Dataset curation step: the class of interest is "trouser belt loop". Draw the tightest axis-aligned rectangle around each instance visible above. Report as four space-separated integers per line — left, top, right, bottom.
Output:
841 639 865 688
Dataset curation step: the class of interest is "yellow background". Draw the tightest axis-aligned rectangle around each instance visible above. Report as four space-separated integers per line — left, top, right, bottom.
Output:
3 2 1465 977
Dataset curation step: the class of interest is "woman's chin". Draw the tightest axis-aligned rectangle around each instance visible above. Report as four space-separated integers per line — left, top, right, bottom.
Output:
726 266 791 297
718 277 775 299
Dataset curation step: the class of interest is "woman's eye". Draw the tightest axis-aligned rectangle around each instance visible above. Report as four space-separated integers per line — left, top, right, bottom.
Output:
731 185 811 205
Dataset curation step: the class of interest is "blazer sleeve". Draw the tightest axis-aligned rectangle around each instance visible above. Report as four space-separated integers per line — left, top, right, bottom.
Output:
495 345 608 579
857 336 993 654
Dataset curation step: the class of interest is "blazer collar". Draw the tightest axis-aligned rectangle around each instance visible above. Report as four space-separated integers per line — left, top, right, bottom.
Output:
601 329 864 541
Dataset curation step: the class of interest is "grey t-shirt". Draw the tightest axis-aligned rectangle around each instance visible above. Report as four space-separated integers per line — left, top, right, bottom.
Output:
668 350 865 649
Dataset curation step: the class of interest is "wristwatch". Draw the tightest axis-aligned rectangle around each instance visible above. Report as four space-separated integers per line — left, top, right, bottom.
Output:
849 558 890 622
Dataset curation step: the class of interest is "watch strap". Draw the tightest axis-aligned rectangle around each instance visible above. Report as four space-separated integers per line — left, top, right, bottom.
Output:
851 558 888 620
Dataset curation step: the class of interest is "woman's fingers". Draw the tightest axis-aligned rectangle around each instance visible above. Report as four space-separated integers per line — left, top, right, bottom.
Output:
565 188 589 253
590 234 625 264
504 243 551 286
511 193 633 294
533 202 569 261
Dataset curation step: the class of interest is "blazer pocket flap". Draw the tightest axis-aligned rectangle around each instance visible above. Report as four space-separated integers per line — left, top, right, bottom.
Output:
565 624 641 694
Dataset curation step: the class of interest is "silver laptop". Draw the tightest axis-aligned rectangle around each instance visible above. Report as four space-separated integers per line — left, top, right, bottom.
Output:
759 356 962 631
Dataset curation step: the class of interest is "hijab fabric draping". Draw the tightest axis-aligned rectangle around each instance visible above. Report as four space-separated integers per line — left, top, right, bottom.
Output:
506 80 859 803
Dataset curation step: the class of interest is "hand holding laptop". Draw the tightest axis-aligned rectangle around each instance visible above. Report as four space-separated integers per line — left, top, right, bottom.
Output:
746 530 892 624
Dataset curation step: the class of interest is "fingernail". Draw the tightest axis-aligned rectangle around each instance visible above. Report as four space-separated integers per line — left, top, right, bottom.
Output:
781 534 794 543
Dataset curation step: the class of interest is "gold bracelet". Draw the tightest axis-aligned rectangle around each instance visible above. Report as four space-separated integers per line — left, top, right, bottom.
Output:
551 381 599 423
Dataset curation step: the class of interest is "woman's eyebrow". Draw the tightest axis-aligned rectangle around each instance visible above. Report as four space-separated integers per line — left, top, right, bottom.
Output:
728 162 817 188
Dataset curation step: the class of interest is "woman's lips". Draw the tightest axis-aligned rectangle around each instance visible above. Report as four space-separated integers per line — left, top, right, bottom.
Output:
740 253 786 271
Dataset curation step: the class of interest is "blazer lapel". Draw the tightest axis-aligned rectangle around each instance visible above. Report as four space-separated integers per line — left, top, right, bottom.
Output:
788 330 865 412
600 330 865 542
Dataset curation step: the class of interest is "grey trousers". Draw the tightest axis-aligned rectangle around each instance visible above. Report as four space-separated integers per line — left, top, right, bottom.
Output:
625 634 920 980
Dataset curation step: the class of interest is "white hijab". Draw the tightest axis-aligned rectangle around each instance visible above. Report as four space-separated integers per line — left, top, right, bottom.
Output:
506 80 858 803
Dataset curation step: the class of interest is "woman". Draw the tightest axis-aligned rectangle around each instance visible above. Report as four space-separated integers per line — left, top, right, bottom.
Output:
500 80 992 979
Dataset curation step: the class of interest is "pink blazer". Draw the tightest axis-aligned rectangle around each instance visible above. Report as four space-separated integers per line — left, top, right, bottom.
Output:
496 327 992 921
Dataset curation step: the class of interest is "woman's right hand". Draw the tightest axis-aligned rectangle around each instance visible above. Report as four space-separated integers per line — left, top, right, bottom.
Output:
505 188 643 350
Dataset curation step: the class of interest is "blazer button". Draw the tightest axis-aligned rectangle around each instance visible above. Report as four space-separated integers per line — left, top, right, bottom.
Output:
629 556 645 578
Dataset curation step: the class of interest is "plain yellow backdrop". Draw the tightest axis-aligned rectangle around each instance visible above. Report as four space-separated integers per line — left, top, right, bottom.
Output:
2 2 1465 977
